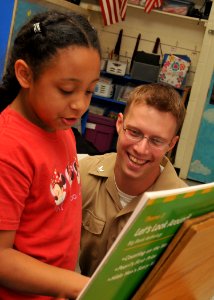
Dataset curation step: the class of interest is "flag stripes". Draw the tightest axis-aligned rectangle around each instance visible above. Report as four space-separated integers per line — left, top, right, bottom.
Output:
144 0 162 13
99 0 127 26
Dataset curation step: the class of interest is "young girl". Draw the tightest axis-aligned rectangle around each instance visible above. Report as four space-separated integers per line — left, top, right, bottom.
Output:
0 10 101 299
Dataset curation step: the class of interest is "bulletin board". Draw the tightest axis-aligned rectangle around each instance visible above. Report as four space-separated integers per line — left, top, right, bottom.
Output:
6 0 87 64
10 0 48 46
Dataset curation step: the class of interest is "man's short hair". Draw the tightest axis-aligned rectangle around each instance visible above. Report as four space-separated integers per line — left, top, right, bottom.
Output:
124 83 186 134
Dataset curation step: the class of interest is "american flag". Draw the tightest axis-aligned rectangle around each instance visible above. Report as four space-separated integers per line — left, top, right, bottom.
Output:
144 0 162 13
99 0 127 26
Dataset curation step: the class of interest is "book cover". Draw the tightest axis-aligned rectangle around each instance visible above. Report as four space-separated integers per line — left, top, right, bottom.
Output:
133 212 214 299
158 54 190 88
77 182 214 300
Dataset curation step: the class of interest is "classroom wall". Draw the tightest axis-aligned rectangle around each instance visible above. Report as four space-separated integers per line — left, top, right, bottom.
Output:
84 3 211 179
175 24 214 179
87 5 206 86
2 0 213 179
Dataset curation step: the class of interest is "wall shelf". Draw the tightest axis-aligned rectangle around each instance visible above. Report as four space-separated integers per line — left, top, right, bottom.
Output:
128 3 207 24
80 0 207 24
92 94 127 105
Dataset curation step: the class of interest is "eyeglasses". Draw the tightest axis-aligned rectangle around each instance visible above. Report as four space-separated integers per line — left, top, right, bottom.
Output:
123 124 171 150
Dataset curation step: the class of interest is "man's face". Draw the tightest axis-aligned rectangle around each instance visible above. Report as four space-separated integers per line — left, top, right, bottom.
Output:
115 103 179 181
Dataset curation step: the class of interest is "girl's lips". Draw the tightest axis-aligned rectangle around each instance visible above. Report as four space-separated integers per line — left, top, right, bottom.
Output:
61 117 77 126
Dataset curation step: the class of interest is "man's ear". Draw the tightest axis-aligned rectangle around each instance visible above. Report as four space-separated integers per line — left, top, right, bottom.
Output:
116 112 124 134
14 59 32 88
168 135 179 152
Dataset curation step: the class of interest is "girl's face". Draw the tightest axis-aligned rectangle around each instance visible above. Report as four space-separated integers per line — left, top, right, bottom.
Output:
16 46 100 131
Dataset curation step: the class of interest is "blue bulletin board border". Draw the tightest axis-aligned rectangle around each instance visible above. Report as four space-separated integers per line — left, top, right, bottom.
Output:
0 0 15 79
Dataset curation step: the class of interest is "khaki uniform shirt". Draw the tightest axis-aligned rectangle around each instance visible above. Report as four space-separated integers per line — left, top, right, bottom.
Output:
79 153 187 276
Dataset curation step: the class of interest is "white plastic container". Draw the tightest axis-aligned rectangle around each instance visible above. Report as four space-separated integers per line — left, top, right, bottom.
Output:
94 81 114 98
106 60 127 76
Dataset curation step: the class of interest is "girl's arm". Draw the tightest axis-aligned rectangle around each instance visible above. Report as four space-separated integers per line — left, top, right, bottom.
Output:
0 230 89 299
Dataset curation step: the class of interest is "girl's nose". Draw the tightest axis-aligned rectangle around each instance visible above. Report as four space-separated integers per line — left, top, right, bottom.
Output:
69 93 89 112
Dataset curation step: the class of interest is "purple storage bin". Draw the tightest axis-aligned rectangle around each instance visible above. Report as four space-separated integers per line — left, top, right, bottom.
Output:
85 113 116 153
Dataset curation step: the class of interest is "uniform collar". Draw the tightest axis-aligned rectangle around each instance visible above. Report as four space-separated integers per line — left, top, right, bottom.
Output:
88 153 117 178
87 153 179 212
151 156 181 191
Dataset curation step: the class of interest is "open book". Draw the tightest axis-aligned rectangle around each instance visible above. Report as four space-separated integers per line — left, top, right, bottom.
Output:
77 182 214 300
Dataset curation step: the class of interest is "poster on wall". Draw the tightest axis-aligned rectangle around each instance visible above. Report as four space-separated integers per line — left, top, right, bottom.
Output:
11 0 47 43
188 73 214 183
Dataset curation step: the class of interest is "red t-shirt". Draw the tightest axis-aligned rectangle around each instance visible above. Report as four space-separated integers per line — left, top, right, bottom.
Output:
0 107 82 299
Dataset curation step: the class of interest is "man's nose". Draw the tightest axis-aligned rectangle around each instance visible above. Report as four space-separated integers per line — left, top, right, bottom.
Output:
133 136 150 152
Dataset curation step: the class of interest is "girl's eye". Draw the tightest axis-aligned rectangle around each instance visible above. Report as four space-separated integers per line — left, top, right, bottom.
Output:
60 89 73 95
86 90 93 96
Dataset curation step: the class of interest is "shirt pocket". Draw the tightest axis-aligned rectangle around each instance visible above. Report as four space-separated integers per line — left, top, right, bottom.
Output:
82 209 105 235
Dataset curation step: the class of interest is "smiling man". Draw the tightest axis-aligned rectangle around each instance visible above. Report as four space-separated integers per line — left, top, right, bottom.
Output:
79 83 187 276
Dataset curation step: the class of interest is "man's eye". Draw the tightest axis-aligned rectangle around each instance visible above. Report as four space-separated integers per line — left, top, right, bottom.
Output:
150 138 164 146
128 129 141 137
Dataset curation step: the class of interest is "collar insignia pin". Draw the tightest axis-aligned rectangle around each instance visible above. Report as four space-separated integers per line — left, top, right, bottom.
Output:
97 166 104 172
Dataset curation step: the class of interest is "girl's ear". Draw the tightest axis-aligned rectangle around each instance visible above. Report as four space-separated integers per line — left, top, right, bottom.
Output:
116 112 124 134
14 59 32 88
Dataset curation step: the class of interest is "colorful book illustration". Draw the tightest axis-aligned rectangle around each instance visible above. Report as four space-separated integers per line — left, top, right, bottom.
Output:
159 54 191 88
77 182 214 300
